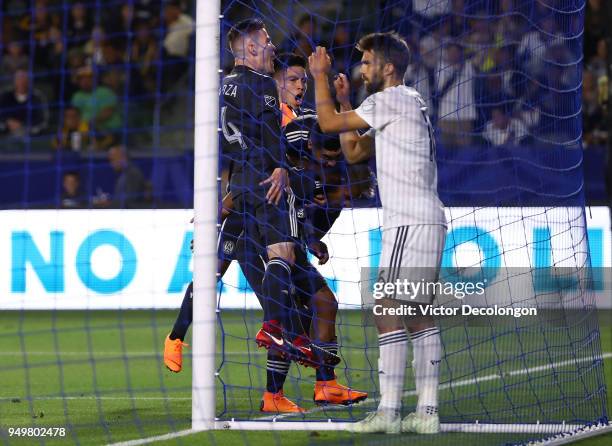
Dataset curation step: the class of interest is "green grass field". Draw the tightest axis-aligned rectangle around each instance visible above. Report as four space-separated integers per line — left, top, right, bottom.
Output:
0 310 610 446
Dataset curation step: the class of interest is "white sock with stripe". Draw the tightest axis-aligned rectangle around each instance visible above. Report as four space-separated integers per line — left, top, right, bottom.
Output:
377 329 409 417
410 327 441 415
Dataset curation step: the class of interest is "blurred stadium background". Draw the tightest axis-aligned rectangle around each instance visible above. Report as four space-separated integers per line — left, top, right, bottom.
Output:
0 0 609 209
0 0 611 445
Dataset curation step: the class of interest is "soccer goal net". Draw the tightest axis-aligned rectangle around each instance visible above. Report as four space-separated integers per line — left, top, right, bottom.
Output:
192 0 610 443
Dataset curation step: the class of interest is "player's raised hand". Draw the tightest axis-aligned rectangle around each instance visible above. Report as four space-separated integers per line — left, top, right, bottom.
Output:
259 167 289 205
333 73 351 106
313 194 327 206
308 46 332 78
308 239 329 265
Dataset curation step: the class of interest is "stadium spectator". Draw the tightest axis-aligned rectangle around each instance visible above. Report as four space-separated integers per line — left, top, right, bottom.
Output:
404 34 441 107
582 70 608 148
71 65 121 133
412 0 451 25
495 0 527 43
0 41 29 80
84 26 106 65
66 2 92 49
133 0 160 24
492 46 516 94
162 1 194 58
482 108 528 147
513 78 542 137
52 106 90 152
517 16 562 77
98 39 127 97
104 4 135 44
99 39 125 67
475 69 514 130
18 0 63 72
60 171 86 209
279 14 317 59
161 0 194 86
448 0 467 37
463 12 496 73
0 70 49 140
587 39 608 79
435 43 476 147
4 0 28 15
64 47 88 101
130 20 159 94
107 145 149 208
584 0 606 62
329 24 354 75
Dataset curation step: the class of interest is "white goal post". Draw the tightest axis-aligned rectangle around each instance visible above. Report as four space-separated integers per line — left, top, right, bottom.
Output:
192 0 220 432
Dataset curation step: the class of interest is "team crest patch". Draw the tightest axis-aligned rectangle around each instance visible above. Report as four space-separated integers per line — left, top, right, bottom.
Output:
223 240 235 255
360 95 375 112
297 208 305 219
264 95 277 108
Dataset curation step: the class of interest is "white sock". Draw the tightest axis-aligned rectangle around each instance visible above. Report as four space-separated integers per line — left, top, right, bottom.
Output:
377 329 408 416
410 327 441 416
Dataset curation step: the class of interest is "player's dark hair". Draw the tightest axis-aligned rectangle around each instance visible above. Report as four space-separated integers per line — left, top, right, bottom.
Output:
227 18 266 54
296 14 315 29
356 31 410 78
273 53 307 74
63 170 80 179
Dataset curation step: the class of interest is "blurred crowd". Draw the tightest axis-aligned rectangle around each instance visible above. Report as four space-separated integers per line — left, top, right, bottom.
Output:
268 0 608 149
0 0 609 208
0 0 194 153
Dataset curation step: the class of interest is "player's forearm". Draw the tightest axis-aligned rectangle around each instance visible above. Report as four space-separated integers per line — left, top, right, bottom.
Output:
220 192 233 221
313 74 337 133
337 101 363 164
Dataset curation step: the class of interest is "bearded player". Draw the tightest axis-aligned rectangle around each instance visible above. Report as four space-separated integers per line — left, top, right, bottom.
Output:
309 33 447 434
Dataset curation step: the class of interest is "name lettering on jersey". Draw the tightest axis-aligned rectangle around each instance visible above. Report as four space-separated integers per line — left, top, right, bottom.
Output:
221 84 237 97
264 95 277 108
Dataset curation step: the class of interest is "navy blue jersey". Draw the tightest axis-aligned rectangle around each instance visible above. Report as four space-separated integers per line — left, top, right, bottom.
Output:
283 110 343 242
220 65 284 195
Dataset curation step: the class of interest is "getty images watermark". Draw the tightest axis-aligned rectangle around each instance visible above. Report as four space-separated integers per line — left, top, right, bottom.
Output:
366 272 538 319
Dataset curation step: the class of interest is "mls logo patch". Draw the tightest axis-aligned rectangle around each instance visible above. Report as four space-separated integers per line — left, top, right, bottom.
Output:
297 208 305 219
360 96 375 112
223 240 235 255
264 95 277 108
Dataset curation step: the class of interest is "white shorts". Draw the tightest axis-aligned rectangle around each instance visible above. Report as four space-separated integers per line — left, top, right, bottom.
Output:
378 224 446 303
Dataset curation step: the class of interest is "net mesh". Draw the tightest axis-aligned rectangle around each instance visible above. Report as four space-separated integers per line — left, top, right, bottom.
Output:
0 0 609 445
215 0 608 433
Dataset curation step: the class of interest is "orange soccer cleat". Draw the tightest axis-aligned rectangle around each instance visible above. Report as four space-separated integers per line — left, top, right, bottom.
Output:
260 390 306 413
313 379 368 406
164 334 188 373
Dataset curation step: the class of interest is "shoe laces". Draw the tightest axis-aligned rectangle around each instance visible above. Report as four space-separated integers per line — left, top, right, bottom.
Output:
173 340 187 352
361 411 378 422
